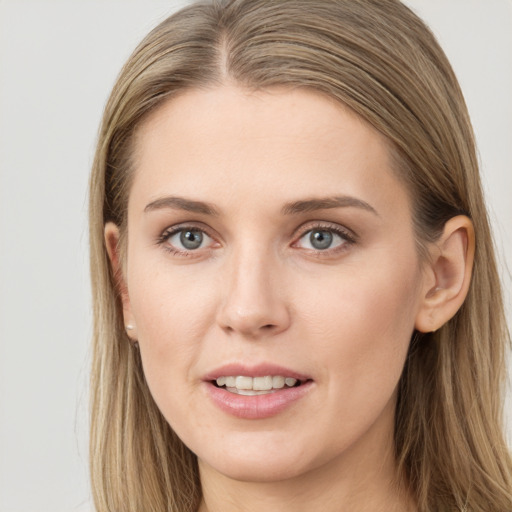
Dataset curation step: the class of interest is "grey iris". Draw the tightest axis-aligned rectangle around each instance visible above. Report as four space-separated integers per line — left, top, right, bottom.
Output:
180 230 203 249
310 230 333 250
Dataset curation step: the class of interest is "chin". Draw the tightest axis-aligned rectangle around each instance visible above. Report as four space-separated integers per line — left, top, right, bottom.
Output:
193 430 330 484
200 453 311 484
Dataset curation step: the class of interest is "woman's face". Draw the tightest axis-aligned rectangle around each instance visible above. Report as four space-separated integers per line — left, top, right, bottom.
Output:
115 85 430 483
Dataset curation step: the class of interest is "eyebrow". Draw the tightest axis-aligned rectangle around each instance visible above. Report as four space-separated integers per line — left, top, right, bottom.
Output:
144 194 378 217
144 196 219 216
282 196 379 216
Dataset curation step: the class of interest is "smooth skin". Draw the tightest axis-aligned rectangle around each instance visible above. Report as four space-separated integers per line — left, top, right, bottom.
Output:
105 85 474 512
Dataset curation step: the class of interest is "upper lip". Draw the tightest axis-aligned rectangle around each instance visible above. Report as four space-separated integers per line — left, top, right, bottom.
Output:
202 363 311 382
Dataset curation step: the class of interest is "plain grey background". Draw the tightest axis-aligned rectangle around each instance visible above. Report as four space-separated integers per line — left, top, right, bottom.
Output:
0 1 510 511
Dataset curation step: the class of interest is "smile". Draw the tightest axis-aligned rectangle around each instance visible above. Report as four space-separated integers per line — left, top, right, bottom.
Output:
214 375 302 395
204 366 313 419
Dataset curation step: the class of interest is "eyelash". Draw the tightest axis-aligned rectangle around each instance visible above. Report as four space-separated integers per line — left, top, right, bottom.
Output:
294 223 356 256
156 222 357 258
156 224 216 257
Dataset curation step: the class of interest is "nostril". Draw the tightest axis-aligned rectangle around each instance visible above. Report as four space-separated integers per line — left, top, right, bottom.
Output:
216 298 291 337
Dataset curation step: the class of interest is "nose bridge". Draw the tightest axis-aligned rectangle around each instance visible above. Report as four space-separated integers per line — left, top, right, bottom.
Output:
217 240 290 337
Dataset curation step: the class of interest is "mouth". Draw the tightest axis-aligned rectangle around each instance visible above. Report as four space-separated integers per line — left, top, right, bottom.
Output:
204 365 314 419
212 375 307 396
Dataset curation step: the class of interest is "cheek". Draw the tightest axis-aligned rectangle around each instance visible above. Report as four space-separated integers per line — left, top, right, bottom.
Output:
299 251 422 402
126 258 219 386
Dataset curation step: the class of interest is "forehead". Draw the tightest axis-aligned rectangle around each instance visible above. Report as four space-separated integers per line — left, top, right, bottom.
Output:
129 85 411 219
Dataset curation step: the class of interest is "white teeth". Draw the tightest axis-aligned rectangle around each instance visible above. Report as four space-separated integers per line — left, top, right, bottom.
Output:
253 376 273 391
235 376 253 390
272 376 285 389
236 389 265 396
215 375 302 392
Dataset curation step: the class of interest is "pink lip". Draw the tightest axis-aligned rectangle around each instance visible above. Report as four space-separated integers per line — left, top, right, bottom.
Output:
202 363 313 420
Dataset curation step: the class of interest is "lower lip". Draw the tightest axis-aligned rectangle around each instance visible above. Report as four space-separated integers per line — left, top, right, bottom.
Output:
204 381 314 419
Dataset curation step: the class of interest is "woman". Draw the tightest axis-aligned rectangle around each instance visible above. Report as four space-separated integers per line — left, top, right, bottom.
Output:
88 0 512 510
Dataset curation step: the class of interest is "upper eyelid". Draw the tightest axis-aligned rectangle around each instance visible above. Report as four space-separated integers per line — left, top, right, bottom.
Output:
161 222 215 237
293 220 357 241
294 229 354 250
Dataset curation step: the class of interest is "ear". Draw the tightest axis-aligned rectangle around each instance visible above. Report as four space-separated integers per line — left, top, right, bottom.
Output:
104 222 136 337
415 215 475 333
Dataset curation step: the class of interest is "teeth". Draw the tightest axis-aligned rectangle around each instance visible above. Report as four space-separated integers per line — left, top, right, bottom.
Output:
253 376 273 391
235 376 253 390
272 376 285 389
215 375 301 392
236 389 267 396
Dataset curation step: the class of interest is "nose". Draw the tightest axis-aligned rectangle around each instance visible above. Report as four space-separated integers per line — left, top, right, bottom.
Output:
216 248 291 338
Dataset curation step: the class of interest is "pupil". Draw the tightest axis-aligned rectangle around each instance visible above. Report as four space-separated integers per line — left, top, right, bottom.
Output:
310 230 332 250
180 230 203 249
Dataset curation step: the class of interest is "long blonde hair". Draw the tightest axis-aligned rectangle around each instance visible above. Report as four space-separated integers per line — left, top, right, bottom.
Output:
89 1 512 510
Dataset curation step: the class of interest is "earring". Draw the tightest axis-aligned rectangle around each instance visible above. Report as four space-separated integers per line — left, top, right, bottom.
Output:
125 324 138 348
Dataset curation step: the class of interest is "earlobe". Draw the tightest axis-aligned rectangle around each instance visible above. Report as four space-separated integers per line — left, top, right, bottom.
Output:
415 216 475 333
104 222 136 336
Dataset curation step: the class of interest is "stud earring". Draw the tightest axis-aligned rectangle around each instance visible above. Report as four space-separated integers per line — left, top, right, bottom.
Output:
126 324 134 330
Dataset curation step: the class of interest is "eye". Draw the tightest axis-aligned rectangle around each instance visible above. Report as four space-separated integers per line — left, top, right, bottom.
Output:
295 226 353 252
160 227 214 253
